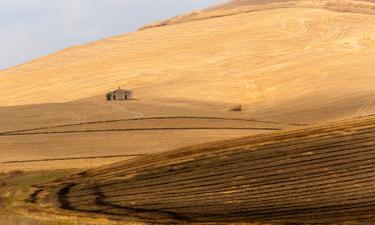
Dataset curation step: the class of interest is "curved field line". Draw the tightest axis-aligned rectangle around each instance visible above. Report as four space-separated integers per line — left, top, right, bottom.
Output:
2 154 147 164
78 118 375 180
67 127 375 188
29 115 375 224
0 127 281 137
0 116 298 135
68 138 374 200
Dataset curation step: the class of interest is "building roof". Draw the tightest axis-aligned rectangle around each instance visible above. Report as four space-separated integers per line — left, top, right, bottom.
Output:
109 87 132 93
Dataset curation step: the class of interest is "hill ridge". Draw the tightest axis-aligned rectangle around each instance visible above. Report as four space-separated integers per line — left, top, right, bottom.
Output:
30 114 375 224
140 0 375 30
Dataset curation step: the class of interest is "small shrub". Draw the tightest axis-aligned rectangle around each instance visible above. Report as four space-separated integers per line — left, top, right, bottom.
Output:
230 104 242 112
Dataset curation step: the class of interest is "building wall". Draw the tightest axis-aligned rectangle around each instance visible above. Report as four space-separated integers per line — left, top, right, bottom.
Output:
107 90 133 101
115 92 127 100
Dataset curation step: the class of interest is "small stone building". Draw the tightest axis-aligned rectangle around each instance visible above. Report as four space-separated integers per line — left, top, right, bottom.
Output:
107 87 133 101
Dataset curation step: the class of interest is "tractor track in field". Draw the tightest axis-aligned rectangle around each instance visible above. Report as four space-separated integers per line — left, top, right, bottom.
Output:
28 115 375 224
0 116 301 136
0 127 282 137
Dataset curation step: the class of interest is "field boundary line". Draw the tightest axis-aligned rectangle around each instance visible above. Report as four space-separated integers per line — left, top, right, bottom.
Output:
0 116 304 135
0 127 282 137
2 154 147 164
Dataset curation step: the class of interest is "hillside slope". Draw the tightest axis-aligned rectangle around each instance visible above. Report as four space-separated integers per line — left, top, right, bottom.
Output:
0 0 374 123
210 0 375 10
32 114 375 224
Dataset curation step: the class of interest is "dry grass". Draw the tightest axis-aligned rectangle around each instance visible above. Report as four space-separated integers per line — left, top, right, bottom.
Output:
0 170 146 225
0 0 374 123
0 0 374 173
0 100 294 172
1 0 375 173
145 0 375 28
31 115 375 224
0 1 375 223
0 129 269 173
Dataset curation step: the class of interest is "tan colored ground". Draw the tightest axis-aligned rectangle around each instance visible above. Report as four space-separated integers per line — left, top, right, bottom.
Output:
1 0 375 224
0 98 298 172
0 130 269 173
209 0 375 11
0 1 374 122
31 115 375 224
1 0 375 173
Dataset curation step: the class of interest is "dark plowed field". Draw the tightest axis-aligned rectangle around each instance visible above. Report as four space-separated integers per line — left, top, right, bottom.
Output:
34 115 375 224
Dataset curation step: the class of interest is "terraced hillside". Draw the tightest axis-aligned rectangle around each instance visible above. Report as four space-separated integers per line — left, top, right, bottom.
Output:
0 0 374 124
31 114 375 224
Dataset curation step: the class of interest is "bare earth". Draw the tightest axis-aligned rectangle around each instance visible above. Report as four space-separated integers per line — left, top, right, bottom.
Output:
0 0 375 224
2 0 375 171
32 115 375 224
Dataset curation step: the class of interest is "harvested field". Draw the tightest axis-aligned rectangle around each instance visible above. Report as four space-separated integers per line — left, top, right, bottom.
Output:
0 170 146 225
210 0 375 11
148 0 375 29
0 129 266 173
1 0 375 223
0 157 138 173
0 100 298 172
0 116 289 172
30 114 375 224
0 116 289 136
1 0 374 173
0 1 374 126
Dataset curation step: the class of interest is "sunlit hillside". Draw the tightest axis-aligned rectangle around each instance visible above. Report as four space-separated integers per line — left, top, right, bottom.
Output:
0 0 374 123
33 114 375 224
1 1 375 224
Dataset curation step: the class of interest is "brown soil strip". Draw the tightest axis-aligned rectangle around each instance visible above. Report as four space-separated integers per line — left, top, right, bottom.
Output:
0 127 281 137
32 115 375 224
2 154 147 164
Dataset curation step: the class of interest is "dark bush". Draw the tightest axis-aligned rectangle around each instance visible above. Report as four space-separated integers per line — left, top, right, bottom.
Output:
230 104 242 111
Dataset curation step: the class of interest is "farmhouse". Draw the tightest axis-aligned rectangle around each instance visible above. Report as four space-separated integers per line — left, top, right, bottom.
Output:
107 87 133 101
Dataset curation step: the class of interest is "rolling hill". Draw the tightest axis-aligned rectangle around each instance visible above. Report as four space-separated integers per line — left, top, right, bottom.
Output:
31 114 375 224
0 0 374 124
1 0 375 224
0 0 374 174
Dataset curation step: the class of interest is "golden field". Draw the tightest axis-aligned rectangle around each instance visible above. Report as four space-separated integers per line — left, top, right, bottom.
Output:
27 115 375 224
0 0 375 224
0 1 374 122
1 0 375 173
0 99 295 172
